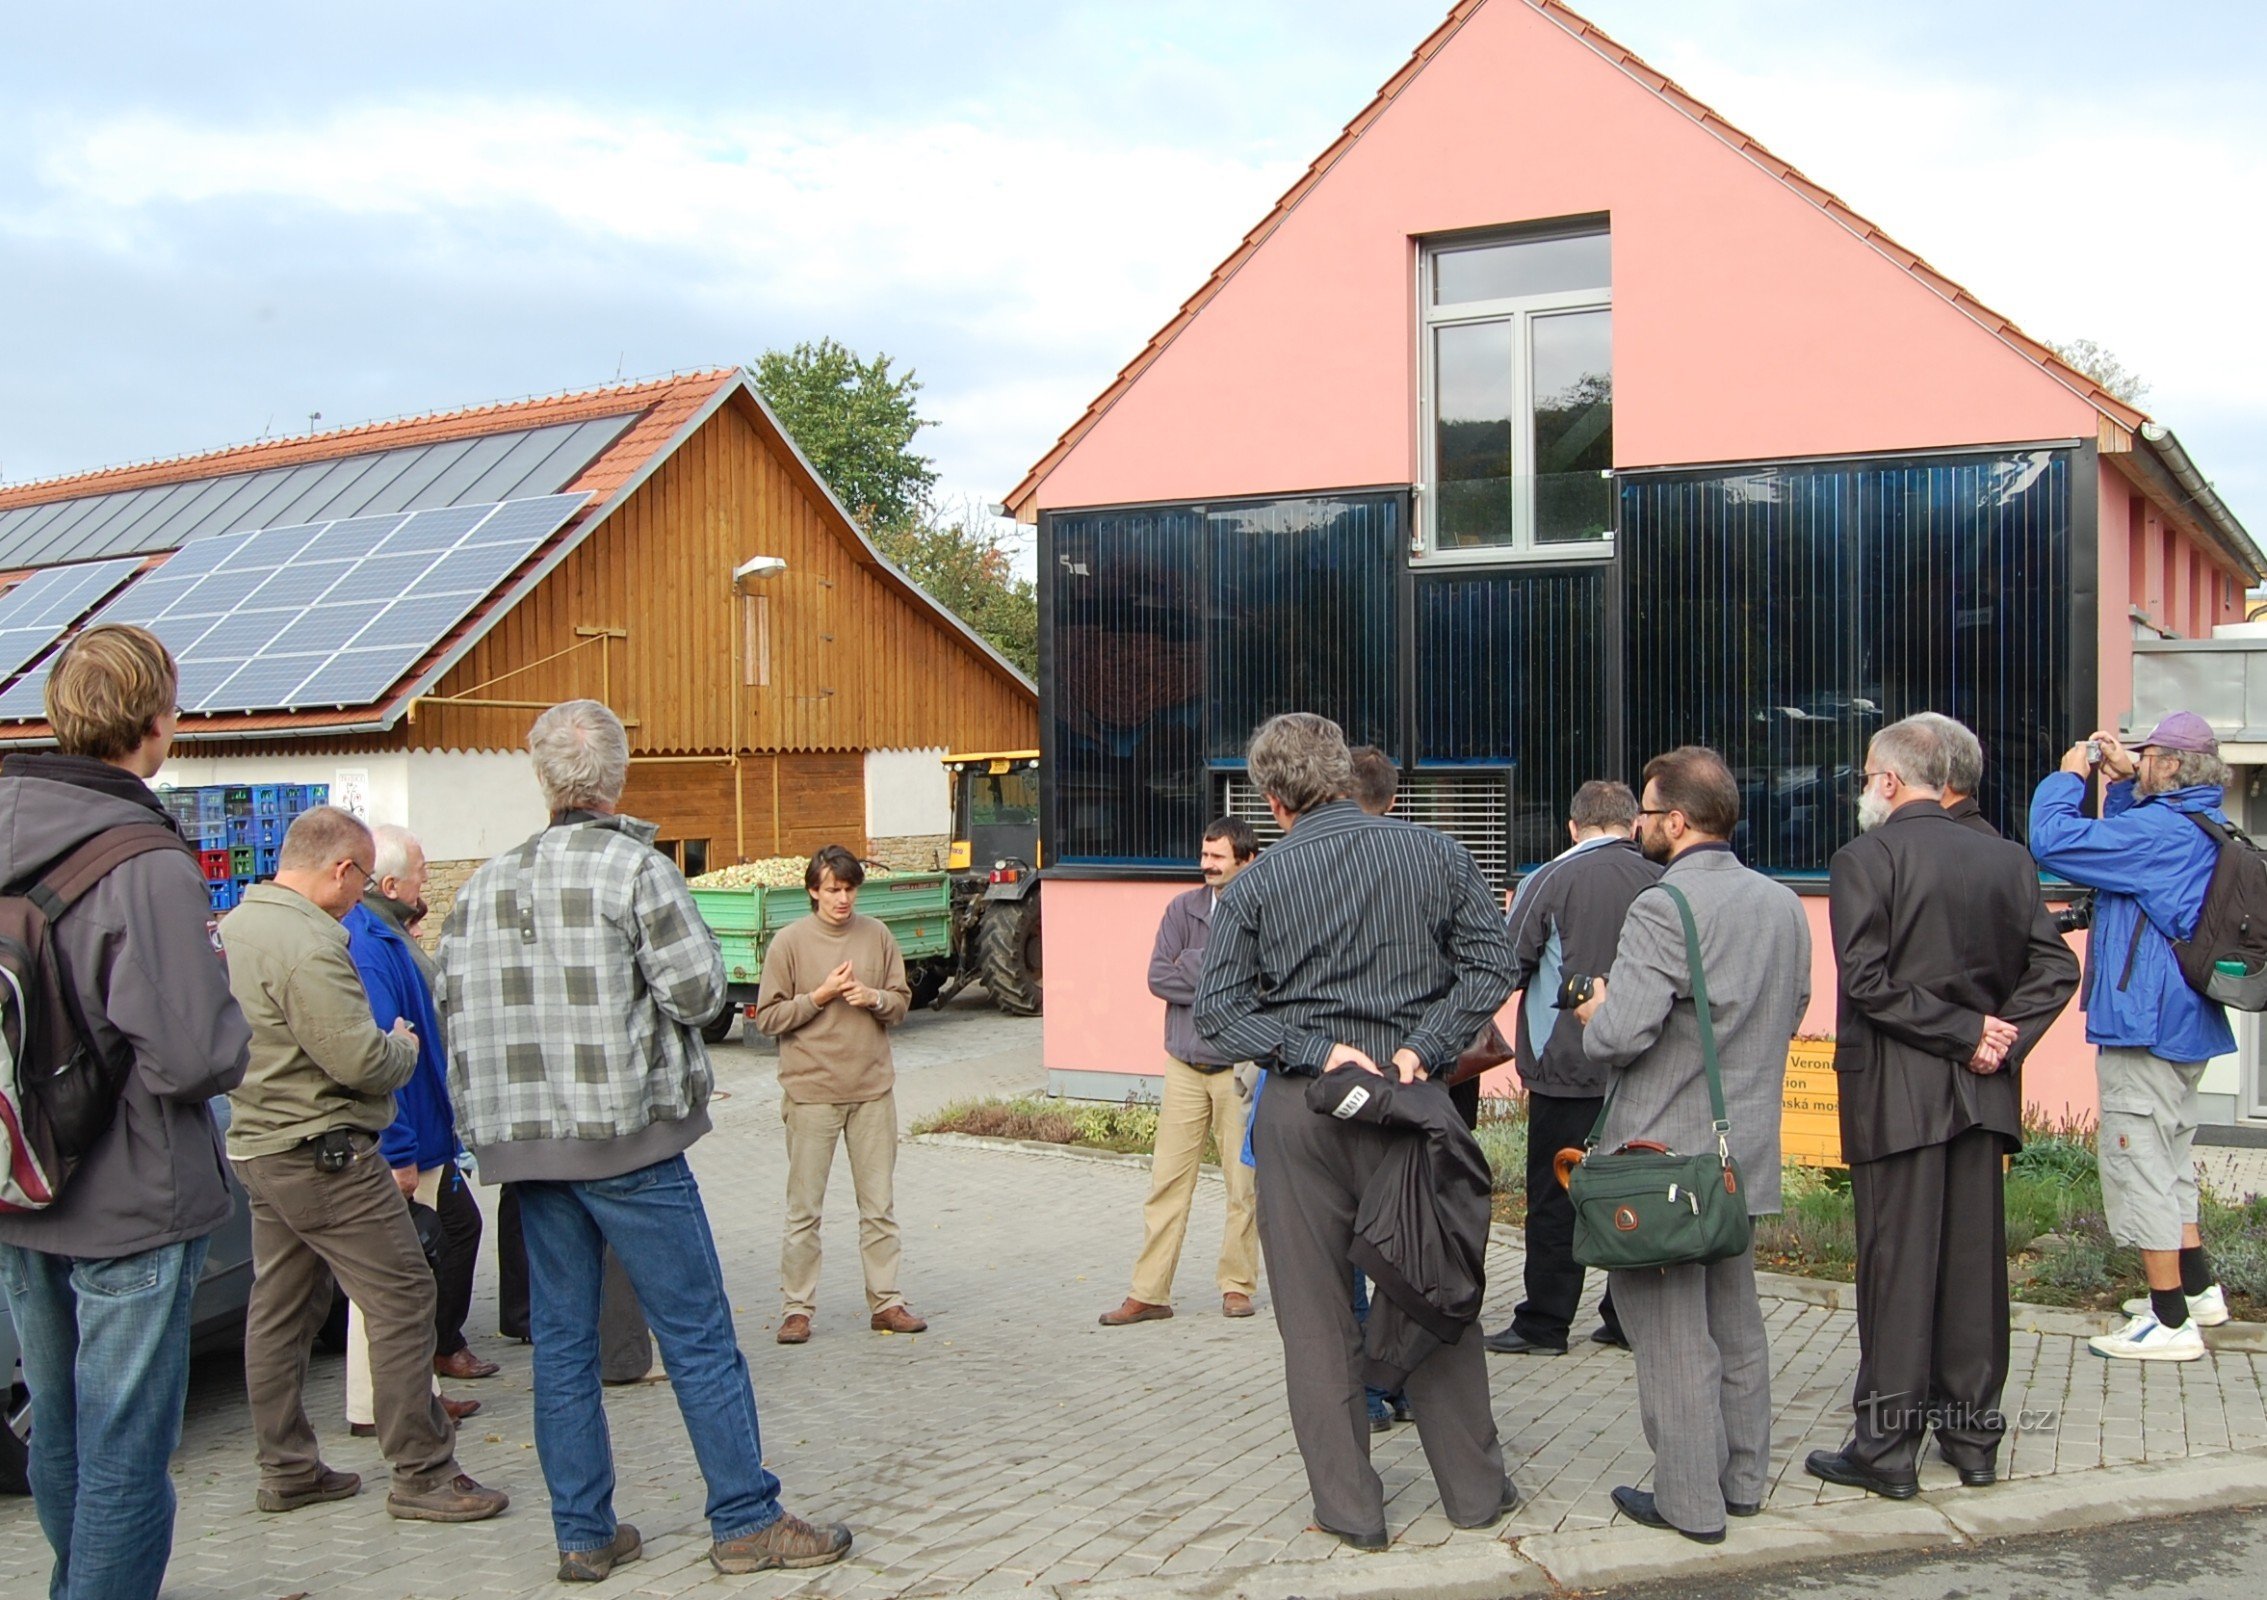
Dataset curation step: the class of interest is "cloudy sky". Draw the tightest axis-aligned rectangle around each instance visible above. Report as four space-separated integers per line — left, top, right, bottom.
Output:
5 0 2261 538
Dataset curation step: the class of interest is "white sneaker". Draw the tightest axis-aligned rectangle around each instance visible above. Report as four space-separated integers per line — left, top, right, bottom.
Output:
2088 1312 2206 1361
2120 1284 2232 1327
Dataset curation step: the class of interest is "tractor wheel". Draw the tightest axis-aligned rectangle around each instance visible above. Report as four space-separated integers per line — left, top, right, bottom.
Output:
700 1006 737 1046
978 897 1043 1016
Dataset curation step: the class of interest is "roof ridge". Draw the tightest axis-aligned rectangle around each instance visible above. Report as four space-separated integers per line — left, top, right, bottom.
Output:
1004 0 2145 515
0 367 742 510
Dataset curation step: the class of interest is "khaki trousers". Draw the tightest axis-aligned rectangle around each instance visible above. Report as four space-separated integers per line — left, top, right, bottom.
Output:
345 1164 443 1426
236 1135 458 1494
1130 1057 1259 1305
780 1092 903 1317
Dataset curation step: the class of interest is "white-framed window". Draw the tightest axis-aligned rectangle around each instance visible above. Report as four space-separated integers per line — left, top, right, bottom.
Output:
1418 221 1613 562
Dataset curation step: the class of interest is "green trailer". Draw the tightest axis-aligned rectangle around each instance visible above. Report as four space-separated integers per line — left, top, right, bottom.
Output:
690 872 956 1042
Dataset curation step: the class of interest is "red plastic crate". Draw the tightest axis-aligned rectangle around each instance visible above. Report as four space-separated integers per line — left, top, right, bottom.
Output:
198 849 231 883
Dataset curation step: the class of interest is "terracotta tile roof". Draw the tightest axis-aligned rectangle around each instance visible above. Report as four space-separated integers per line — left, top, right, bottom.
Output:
1002 0 2146 517
0 369 738 511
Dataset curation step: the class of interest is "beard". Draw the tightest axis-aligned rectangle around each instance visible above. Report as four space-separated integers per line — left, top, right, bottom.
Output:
1638 824 1672 864
1856 789 1892 832
2135 765 2173 797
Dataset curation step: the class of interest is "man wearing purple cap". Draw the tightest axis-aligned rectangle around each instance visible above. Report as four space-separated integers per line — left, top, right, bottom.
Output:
2030 710 2234 1362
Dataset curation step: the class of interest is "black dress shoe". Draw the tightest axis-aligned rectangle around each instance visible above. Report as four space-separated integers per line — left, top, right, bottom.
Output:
1316 1520 1387 1551
1726 1501 1761 1517
1936 1441 1996 1487
1610 1486 1724 1544
1805 1449 1920 1499
1483 1325 1566 1356
1590 1324 1631 1350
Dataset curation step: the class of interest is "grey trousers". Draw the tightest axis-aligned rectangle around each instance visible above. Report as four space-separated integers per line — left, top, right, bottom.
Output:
1609 1247 1771 1534
1252 1074 1506 1537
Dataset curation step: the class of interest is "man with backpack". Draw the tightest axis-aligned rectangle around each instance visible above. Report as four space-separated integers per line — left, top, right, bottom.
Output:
2031 711 2235 1361
0 623 252 1600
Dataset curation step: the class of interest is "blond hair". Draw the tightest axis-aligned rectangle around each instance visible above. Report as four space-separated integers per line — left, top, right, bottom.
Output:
45 623 177 761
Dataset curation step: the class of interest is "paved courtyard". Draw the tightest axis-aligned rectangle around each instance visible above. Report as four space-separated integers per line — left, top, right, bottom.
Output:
6 998 2267 1598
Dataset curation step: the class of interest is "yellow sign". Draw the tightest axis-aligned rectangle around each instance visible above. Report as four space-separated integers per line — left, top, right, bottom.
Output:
1781 1038 1842 1168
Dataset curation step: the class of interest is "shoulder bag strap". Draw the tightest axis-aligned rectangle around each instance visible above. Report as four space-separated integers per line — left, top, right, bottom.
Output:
1656 882 1732 1163
1580 879 1728 1151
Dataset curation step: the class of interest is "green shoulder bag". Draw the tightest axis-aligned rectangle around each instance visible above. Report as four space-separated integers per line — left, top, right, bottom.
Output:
1567 882 1754 1271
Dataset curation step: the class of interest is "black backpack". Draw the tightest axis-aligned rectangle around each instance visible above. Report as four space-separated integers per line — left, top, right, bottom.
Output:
2161 814 2267 1011
0 823 196 1212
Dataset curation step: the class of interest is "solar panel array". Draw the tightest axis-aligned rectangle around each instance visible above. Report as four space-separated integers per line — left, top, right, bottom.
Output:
0 558 147 684
0 492 590 720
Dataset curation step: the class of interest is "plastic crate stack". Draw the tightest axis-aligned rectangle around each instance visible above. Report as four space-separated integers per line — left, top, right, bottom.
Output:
157 782 333 913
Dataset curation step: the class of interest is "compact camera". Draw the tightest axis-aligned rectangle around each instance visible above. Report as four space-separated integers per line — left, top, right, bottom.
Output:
1555 971 1598 1010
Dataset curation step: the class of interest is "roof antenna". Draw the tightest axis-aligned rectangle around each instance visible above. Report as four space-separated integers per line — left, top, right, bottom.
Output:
308 411 322 434
614 351 625 381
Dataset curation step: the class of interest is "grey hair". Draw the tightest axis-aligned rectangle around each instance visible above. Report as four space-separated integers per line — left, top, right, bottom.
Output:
1247 712 1354 816
2166 748 2234 790
1870 716 1951 792
1568 779 1639 832
277 805 374 875
528 699 630 812
370 823 420 883
1906 712 1984 796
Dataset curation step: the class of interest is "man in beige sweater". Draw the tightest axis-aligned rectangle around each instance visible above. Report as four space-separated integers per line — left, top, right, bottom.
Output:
756 844 924 1343
222 805 507 1526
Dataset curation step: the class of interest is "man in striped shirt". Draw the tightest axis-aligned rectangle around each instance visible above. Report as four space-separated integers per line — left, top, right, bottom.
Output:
1195 712 1519 1550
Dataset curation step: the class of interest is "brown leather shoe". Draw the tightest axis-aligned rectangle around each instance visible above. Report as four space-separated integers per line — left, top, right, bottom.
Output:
386 1471 510 1523
776 1314 812 1345
348 1422 377 1438
870 1305 928 1334
1222 1292 1256 1318
435 1347 501 1380
710 1510 853 1572
443 1395 481 1421
559 1522 642 1582
1099 1297 1173 1327
257 1466 362 1513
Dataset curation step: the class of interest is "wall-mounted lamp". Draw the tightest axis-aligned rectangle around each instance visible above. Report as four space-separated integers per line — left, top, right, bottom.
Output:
733 555 788 593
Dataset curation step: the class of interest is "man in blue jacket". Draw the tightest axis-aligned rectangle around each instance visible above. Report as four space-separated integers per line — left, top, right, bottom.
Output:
342 825 488 1432
2030 710 2233 1362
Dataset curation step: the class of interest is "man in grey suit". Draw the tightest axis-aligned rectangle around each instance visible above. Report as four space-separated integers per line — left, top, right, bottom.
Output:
1573 746 1812 1543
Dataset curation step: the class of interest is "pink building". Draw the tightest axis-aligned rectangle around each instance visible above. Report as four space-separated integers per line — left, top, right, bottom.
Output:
1006 0 2262 1131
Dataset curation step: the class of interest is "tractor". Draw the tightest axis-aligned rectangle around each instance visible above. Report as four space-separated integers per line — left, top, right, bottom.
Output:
932 750 1043 1015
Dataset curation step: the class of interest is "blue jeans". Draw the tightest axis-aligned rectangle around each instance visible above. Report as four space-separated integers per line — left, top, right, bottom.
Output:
0 1235 210 1600
517 1156 783 1553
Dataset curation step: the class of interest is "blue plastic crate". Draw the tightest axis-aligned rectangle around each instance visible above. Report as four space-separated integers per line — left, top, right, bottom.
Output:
255 845 280 877
256 816 285 848
252 784 283 815
194 790 228 822
305 784 329 808
226 816 255 846
192 823 229 850
206 879 239 913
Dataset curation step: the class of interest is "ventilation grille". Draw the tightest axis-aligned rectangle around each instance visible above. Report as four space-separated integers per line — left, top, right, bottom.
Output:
1218 769 1510 889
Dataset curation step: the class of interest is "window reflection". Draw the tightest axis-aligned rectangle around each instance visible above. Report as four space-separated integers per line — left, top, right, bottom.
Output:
1433 324 1516 549
1531 310 1613 544
1434 231 1612 304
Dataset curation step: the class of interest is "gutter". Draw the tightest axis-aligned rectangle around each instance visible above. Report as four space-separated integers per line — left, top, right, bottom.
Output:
2140 421 2265 581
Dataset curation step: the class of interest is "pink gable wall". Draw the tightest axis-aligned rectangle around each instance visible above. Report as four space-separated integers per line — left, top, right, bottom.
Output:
1035 0 2099 513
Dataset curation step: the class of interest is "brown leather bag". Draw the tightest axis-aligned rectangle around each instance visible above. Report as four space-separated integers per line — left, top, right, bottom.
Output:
1444 1019 1513 1087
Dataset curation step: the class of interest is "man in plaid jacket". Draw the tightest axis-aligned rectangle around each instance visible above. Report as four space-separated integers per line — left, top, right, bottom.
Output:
441 700 852 1582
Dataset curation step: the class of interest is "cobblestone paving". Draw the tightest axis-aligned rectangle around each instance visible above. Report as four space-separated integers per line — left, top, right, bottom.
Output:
4 997 2263 1598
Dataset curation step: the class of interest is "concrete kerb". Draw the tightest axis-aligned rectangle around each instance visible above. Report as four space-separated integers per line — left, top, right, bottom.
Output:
1044 1450 2267 1599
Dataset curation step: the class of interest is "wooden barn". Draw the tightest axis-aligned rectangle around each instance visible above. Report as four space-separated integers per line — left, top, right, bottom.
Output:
0 368 1036 912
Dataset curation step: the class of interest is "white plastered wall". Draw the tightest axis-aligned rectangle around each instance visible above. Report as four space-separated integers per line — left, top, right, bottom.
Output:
151 747 547 861
866 747 950 838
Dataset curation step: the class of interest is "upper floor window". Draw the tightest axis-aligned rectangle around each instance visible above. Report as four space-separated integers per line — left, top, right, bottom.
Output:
1420 222 1613 560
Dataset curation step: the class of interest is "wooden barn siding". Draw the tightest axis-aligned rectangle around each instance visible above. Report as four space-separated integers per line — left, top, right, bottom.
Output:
619 753 867 863
405 395 1036 759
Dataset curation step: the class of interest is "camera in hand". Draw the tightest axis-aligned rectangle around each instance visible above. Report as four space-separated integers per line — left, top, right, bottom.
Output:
2051 891 2094 935
1555 971 1598 1010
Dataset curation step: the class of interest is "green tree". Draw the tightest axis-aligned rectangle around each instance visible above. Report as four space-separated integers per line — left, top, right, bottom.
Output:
873 507 1038 678
2047 337 2151 406
752 338 938 531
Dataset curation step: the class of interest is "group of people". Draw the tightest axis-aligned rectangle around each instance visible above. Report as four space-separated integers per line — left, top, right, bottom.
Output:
0 625 875 1599
1100 704 2235 1548
0 618 2243 1594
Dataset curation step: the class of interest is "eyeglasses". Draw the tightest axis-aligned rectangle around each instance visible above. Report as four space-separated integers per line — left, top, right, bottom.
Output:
1854 770 1890 790
346 859 379 894
1634 808 1676 819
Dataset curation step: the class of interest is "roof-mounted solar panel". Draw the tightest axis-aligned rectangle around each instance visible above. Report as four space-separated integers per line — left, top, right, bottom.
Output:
0 558 147 685
0 491 589 721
